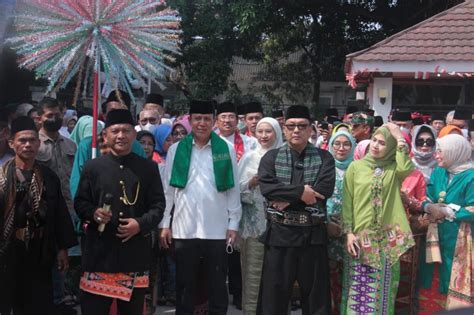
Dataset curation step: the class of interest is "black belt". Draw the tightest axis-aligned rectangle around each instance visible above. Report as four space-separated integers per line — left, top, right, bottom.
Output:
266 210 326 227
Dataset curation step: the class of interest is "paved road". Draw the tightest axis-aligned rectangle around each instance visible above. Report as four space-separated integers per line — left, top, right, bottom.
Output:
156 305 303 314
76 299 303 314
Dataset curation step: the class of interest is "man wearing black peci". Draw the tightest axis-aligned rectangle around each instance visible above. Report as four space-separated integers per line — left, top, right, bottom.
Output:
257 105 335 315
0 116 77 315
75 109 165 315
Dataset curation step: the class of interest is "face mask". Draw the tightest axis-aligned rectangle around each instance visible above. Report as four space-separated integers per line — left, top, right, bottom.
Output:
43 117 62 132
141 123 156 132
400 127 410 135
461 128 469 139
237 121 245 131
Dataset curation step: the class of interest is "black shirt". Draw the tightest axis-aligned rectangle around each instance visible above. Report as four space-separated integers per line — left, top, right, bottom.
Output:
258 145 335 246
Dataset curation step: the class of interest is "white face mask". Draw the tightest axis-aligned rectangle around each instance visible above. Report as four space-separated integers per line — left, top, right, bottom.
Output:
461 128 469 139
141 123 156 132
400 126 410 135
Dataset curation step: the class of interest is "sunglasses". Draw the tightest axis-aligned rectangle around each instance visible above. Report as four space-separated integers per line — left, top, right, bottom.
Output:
285 123 309 131
415 138 435 147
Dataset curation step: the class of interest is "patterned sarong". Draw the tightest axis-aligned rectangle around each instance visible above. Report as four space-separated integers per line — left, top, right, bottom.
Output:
419 265 446 314
80 271 149 301
341 254 400 314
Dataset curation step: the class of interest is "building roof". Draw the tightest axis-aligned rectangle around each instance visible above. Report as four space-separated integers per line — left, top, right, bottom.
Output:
347 0 474 63
230 52 303 81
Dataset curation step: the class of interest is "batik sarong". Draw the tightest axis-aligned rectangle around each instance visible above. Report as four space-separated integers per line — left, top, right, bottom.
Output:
341 254 400 315
80 271 149 302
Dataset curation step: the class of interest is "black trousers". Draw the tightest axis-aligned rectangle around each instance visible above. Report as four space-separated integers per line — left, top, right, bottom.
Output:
227 250 242 298
81 289 145 315
256 244 331 315
174 239 228 315
0 239 55 315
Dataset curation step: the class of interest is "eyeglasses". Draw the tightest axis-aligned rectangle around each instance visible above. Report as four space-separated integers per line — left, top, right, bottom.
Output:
332 142 352 149
172 131 187 137
285 123 309 131
415 138 435 147
140 117 158 124
218 114 237 121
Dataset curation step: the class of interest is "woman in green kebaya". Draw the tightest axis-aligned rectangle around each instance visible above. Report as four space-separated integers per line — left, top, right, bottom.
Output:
341 123 414 315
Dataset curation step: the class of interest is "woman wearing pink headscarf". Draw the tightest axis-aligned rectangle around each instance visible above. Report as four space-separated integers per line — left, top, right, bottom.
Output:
171 114 192 143
353 139 370 160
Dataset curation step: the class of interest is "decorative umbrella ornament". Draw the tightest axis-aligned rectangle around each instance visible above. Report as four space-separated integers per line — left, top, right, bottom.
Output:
7 0 181 157
7 0 181 96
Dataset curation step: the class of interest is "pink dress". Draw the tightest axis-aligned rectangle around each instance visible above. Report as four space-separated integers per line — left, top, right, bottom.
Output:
401 169 426 215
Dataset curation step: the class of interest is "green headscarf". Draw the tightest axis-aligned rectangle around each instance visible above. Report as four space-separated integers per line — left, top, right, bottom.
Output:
342 126 414 269
361 126 397 168
70 115 104 145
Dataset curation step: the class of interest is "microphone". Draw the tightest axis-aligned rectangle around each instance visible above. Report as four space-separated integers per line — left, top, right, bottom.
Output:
98 193 113 233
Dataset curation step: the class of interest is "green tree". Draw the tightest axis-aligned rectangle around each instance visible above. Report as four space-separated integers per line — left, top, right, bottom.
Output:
169 0 462 107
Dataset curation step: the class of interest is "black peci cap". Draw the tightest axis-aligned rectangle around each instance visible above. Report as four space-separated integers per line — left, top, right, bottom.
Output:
106 90 131 108
391 110 412 122
10 116 38 135
105 109 135 128
216 101 236 115
189 100 215 115
286 105 311 121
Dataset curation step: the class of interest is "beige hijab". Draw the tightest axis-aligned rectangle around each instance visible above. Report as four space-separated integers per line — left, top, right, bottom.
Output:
437 134 473 175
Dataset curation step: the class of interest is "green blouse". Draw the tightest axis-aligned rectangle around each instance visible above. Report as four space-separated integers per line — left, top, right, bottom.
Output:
342 148 415 269
419 167 474 294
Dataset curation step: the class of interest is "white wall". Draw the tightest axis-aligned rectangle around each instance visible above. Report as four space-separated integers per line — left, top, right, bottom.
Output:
370 77 393 122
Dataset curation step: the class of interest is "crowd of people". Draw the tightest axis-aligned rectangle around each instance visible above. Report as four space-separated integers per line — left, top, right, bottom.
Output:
0 89 473 315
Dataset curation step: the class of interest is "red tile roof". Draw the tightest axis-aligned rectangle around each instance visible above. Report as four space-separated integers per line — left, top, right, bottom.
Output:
347 0 474 62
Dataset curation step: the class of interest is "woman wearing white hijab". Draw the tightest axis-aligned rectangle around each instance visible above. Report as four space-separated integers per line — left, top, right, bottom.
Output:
238 117 283 314
418 134 474 312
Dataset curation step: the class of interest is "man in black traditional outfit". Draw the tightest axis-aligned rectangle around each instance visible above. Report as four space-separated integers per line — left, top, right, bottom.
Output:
74 109 165 315
0 116 77 315
257 105 335 315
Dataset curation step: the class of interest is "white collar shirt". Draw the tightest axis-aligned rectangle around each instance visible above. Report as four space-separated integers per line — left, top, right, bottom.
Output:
159 138 242 239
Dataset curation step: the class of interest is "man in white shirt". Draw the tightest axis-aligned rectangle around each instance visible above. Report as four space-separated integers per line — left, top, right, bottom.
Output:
216 101 257 162
159 100 242 315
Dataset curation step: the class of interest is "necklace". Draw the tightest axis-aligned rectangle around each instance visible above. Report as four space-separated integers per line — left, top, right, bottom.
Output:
119 180 140 206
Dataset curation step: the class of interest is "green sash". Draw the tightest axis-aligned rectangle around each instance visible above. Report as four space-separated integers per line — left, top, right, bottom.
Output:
170 131 234 192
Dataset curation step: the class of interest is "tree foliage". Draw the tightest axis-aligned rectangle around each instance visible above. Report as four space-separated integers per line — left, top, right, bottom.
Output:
169 0 463 105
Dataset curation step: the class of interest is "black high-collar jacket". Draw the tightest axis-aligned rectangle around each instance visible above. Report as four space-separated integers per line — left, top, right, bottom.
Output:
74 152 165 272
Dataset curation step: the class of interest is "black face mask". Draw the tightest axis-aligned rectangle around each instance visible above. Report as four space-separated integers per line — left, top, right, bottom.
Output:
43 117 62 132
